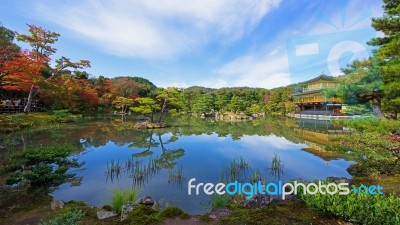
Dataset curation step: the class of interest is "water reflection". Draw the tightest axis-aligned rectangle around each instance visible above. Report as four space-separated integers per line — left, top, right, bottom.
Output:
0 116 354 214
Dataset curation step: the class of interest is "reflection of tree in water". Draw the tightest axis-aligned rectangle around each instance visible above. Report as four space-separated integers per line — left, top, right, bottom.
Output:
124 131 185 188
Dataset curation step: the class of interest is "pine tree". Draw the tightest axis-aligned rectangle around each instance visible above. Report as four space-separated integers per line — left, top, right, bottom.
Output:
369 0 400 118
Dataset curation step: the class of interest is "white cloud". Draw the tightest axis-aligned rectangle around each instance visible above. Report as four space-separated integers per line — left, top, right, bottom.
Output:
196 45 292 88
33 0 281 59
199 0 383 89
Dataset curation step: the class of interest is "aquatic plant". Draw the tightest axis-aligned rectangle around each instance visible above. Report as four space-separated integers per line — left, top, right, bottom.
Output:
168 165 185 188
106 159 122 182
131 158 160 187
250 169 262 183
268 153 284 180
220 156 250 183
111 188 138 214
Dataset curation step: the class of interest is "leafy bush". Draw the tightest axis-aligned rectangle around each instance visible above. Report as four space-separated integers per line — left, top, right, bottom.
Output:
211 194 232 209
297 181 400 224
111 188 137 214
38 209 85 225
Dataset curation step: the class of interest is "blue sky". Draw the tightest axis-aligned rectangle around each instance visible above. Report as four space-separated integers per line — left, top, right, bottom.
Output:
0 0 382 88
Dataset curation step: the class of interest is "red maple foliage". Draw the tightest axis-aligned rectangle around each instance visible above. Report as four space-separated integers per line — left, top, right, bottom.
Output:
1 50 49 92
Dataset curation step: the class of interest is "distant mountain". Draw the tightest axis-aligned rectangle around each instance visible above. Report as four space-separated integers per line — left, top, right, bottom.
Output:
185 86 216 92
113 76 157 89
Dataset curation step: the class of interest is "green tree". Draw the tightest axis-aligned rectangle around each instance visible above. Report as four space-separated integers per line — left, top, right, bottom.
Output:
130 97 161 122
0 25 20 84
192 93 215 114
246 104 262 114
227 95 245 113
369 0 400 118
324 58 384 118
113 96 133 114
156 87 184 123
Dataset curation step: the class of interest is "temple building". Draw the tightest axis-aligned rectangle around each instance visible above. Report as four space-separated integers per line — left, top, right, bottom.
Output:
292 74 343 116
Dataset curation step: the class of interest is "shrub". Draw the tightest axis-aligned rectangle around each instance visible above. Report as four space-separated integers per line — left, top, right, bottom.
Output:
111 188 137 214
38 209 85 225
158 206 190 219
297 181 400 224
4 144 80 190
211 194 232 209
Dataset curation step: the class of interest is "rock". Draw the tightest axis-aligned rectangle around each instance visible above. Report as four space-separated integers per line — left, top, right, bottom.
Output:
133 121 168 129
50 199 64 210
240 194 271 208
121 201 139 221
209 208 231 219
96 210 117 220
137 196 155 206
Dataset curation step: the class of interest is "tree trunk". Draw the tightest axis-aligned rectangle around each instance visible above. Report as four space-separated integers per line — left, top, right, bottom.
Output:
157 132 166 153
371 96 384 119
150 112 154 122
23 84 34 113
157 99 167 123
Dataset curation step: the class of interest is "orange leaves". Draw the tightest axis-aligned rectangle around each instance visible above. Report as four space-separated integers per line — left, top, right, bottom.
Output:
1 50 49 91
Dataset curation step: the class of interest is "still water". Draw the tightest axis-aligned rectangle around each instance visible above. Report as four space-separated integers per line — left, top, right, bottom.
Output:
0 116 353 214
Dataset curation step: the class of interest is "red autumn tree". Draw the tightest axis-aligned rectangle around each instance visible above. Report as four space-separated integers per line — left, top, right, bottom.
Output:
2 50 49 97
2 24 90 112
111 77 140 98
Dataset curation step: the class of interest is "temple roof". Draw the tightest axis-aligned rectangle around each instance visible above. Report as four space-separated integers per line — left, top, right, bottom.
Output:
300 74 334 84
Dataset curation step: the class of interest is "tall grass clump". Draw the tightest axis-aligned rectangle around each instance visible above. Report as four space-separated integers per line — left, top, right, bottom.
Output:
268 153 284 179
111 188 138 214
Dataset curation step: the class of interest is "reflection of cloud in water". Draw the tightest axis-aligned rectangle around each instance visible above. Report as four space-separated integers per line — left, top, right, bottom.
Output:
52 131 352 215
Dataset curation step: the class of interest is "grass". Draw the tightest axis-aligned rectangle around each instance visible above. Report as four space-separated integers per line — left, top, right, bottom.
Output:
131 158 160 186
220 156 249 183
268 153 284 179
106 159 122 182
211 194 232 209
127 205 189 225
0 112 81 133
110 188 138 214
220 201 340 225
168 165 184 185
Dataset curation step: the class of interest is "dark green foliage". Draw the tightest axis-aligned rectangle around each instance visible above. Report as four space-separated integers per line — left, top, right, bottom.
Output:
3 144 79 190
298 181 400 225
158 206 190 219
329 118 400 176
38 209 85 225
221 201 336 225
127 205 189 225
369 0 400 117
211 194 232 209
324 58 384 118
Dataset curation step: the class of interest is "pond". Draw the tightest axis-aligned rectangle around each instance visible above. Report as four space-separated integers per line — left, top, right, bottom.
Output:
0 116 353 215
